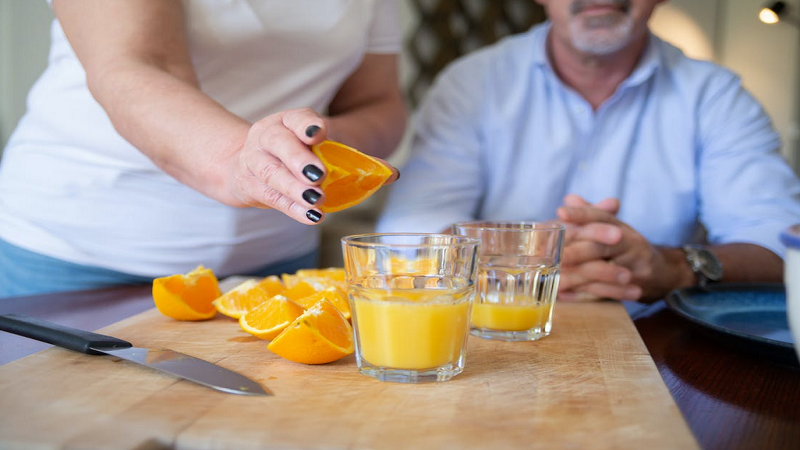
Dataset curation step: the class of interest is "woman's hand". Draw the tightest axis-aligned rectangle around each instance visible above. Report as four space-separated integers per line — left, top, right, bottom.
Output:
221 108 330 224
53 0 403 226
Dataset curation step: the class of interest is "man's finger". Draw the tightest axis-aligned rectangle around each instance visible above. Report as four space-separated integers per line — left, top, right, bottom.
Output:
569 222 623 245
563 194 591 207
593 197 620 214
562 240 612 265
557 205 618 225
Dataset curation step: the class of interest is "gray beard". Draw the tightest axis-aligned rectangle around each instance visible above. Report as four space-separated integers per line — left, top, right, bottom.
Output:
569 13 634 55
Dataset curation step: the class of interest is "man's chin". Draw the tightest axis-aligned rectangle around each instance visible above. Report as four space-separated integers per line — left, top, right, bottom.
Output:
569 19 634 56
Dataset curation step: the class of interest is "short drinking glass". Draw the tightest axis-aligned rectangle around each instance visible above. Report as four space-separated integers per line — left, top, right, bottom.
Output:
342 233 479 383
453 221 565 342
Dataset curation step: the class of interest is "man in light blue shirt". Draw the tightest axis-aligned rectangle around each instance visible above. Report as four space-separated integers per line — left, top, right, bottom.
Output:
376 0 800 302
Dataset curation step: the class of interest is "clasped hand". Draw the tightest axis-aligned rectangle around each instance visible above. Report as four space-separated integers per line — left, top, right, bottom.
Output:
556 194 678 302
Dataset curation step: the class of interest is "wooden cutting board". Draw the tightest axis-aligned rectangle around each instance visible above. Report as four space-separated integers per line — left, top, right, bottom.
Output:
0 300 697 450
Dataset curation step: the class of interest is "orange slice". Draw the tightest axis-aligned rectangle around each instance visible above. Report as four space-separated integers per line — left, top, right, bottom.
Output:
282 278 323 302
239 295 305 340
283 272 347 293
312 140 393 213
255 275 286 297
212 276 285 319
292 286 351 321
294 267 346 282
267 299 354 364
152 265 221 321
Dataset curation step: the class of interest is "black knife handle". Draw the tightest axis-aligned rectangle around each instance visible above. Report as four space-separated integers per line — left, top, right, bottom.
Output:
0 313 132 355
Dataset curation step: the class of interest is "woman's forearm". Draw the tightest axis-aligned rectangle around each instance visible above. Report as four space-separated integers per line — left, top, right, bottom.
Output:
89 62 250 199
327 93 407 159
326 54 407 159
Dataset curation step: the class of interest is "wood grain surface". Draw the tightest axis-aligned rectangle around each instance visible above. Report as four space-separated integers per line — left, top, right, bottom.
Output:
632 301 800 450
0 301 697 450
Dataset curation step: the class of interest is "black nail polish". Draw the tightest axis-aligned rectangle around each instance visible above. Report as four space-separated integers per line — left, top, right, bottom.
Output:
302 189 321 205
395 169 401 181
305 125 321 138
302 164 323 182
306 209 322 223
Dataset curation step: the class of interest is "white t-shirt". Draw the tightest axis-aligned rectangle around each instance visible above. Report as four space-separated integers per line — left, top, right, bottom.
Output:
0 0 401 277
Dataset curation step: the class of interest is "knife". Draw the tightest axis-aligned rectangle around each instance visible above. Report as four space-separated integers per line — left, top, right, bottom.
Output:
0 313 271 396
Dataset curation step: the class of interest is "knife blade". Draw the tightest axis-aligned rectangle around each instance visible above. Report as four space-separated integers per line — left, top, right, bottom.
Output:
0 313 271 396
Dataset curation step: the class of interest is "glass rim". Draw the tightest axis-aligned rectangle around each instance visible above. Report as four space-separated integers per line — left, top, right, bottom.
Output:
341 232 480 249
452 220 566 232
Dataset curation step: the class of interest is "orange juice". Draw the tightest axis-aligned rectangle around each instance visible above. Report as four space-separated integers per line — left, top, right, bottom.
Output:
471 301 553 331
351 287 471 370
470 263 560 340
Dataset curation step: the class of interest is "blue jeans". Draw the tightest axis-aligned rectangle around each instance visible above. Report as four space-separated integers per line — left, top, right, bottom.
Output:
0 237 318 298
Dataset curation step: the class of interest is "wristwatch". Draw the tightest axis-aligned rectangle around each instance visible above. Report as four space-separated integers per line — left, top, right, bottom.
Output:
682 244 723 287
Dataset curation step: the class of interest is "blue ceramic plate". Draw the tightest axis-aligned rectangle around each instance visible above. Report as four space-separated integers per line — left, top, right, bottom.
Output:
666 283 798 367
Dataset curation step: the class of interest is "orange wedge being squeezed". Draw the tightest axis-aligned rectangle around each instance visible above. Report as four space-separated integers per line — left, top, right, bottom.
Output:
152 265 221 321
311 140 393 213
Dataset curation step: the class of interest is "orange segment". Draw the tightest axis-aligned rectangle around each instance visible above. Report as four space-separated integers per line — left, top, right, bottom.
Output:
152 265 221 321
282 278 323 302
239 295 305 340
267 299 354 364
292 286 351 321
283 272 346 293
212 276 285 319
294 267 346 282
312 140 393 213
255 275 286 297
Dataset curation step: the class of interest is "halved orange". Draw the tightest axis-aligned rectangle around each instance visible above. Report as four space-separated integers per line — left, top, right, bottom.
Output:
292 286 351 321
311 140 393 213
152 265 221 321
212 276 285 319
239 295 305 340
267 299 354 364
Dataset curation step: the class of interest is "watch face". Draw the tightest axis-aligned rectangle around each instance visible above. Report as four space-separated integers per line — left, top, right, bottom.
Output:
696 248 723 281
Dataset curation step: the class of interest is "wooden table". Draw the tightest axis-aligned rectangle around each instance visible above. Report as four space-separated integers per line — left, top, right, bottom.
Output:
0 285 798 449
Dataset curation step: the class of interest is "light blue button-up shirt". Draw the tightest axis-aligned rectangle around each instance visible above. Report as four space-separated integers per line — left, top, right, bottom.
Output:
377 22 800 257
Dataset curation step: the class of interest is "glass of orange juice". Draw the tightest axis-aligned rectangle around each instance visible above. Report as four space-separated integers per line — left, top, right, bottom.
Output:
341 233 479 383
453 221 565 342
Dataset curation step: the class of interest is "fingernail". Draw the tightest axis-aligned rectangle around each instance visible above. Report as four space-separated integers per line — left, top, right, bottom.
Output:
306 210 322 223
305 125 321 138
302 164 323 182
626 287 641 299
395 169 401 181
302 189 321 205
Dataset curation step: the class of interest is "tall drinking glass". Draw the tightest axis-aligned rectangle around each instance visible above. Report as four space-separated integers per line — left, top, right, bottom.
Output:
453 221 565 342
342 233 479 383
